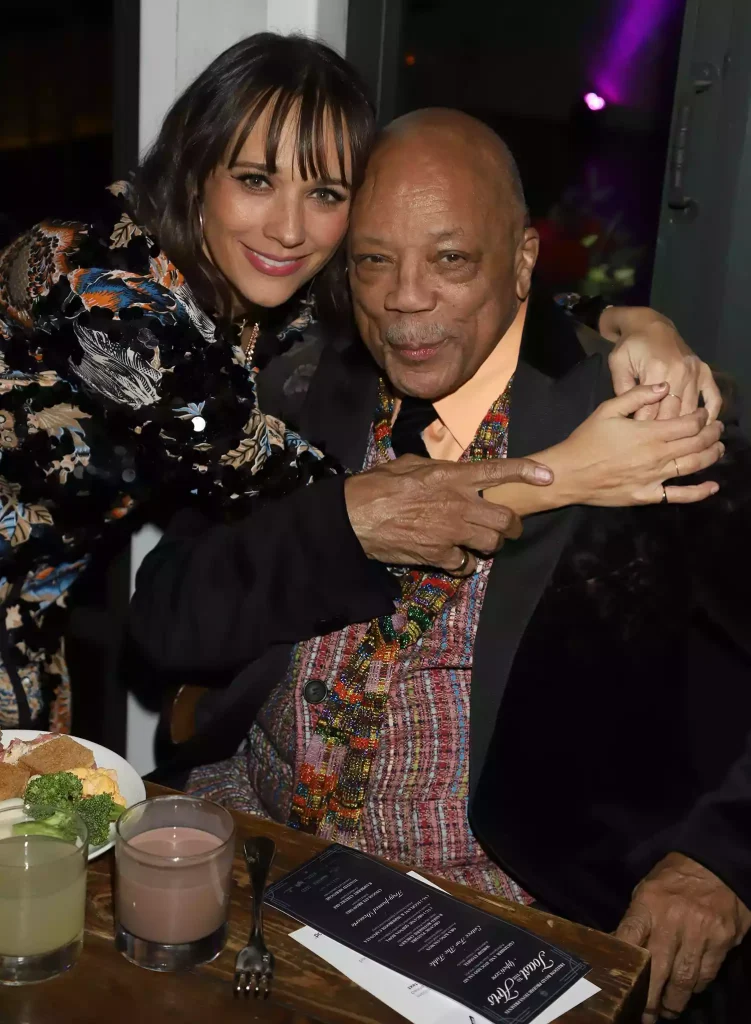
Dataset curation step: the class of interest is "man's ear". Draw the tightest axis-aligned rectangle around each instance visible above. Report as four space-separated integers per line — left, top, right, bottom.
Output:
515 227 539 301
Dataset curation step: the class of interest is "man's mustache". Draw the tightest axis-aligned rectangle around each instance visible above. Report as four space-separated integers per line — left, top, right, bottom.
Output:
384 322 451 348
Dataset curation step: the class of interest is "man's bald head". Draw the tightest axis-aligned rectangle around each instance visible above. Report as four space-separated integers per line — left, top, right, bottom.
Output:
359 109 528 236
348 108 539 401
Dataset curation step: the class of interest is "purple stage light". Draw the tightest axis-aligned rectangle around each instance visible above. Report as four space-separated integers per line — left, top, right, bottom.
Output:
584 92 607 111
593 0 679 105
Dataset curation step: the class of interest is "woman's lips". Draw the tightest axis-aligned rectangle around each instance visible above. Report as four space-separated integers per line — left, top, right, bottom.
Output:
242 245 308 277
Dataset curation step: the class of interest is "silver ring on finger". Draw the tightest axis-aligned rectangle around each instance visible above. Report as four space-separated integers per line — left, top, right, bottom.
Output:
449 548 471 575
661 484 669 504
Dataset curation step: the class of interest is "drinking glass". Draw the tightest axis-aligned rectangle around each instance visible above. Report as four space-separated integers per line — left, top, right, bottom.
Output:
0 803 88 985
115 794 235 971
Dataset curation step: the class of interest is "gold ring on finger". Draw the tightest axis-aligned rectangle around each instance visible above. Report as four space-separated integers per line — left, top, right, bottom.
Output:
450 548 470 575
668 392 681 400
661 484 669 504
673 458 680 477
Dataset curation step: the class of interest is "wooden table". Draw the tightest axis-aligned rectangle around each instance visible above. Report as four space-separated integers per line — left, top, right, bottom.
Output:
3 784 649 1024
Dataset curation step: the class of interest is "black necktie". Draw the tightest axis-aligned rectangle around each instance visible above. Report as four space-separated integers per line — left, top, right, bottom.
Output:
391 396 437 457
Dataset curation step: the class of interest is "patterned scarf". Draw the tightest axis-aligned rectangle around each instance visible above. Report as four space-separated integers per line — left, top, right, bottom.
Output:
288 376 513 837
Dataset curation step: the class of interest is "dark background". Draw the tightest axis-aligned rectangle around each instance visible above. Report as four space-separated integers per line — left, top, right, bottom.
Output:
0 0 115 244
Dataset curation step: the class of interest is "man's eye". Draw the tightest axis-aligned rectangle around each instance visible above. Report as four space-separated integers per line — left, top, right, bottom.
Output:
357 255 388 265
440 252 466 264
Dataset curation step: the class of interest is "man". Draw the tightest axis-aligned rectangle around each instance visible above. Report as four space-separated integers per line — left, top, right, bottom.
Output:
131 112 747 1022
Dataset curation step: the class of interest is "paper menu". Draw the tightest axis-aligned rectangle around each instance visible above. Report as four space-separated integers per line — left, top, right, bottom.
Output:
289 870 599 1024
266 843 590 1022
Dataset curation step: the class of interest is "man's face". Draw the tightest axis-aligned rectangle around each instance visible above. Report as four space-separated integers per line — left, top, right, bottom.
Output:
348 148 537 400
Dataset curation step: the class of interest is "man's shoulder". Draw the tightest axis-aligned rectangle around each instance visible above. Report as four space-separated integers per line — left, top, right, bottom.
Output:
257 321 368 425
256 322 330 423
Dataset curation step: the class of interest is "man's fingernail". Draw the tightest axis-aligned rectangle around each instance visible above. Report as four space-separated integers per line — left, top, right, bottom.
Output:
534 467 553 483
710 483 719 494
652 382 668 392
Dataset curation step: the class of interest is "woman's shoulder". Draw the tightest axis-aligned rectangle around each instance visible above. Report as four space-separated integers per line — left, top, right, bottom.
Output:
0 219 90 329
0 183 196 335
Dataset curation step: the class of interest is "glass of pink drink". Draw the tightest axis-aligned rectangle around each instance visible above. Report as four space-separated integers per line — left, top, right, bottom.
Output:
115 795 235 971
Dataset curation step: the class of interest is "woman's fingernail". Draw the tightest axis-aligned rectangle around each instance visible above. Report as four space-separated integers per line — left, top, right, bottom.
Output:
652 382 668 392
534 466 553 483
710 483 720 494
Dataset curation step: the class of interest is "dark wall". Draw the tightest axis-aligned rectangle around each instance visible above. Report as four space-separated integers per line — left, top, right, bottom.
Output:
0 0 114 241
348 0 687 304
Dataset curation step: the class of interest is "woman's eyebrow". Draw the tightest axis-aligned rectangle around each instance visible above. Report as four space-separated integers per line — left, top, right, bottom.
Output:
315 174 349 188
231 161 269 171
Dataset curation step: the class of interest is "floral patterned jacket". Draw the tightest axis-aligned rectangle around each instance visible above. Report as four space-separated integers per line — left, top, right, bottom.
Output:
0 187 332 731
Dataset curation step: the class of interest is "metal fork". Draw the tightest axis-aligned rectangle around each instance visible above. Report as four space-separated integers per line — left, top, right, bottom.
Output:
234 836 276 999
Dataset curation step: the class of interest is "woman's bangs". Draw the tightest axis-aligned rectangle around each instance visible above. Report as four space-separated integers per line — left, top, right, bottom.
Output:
230 86 350 187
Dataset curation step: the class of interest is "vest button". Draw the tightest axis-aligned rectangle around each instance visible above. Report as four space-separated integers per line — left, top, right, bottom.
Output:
303 679 328 705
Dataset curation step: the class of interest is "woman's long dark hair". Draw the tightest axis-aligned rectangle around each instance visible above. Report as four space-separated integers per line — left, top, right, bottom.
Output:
132 33 375 326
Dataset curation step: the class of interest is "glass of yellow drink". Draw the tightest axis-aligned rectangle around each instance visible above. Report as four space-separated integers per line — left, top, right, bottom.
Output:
0 803 88 984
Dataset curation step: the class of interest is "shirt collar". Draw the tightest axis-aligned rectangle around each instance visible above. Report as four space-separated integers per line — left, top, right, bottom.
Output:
432 299 527 452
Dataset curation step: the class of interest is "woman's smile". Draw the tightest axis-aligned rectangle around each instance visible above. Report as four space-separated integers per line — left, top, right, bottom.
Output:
241 244 310 277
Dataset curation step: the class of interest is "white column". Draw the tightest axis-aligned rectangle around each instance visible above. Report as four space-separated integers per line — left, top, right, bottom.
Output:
137 0 269 157
126 0 349 774
267 0 348 55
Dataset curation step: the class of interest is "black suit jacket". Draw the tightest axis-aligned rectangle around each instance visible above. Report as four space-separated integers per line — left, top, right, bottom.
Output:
129 292 751 932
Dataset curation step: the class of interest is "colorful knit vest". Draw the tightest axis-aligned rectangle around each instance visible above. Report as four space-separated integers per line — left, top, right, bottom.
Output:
288 377 512 838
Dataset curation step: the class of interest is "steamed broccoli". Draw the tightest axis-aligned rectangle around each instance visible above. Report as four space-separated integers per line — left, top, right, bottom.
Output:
76 794 119 847
24 772 83 814
20 771 124 848
13 809 79 843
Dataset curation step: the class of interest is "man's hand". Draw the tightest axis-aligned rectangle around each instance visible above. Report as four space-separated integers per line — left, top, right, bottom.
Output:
344 455 553 576
599 307 722 423
616 853 751 1023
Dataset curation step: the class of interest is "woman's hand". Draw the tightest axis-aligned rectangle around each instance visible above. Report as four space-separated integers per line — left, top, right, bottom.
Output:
484 383 723 515
600 307 722 422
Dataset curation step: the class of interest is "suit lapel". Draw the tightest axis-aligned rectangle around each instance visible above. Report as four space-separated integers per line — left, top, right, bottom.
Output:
470 298 607 793
298 336 380 471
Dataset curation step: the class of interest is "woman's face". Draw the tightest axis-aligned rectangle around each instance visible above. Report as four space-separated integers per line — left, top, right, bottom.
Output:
201 104 353 312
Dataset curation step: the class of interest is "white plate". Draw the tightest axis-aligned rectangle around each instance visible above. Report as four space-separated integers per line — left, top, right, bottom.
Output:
0 729 145 860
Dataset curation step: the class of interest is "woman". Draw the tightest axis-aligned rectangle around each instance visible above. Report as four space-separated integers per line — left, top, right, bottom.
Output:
0 33 720 732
